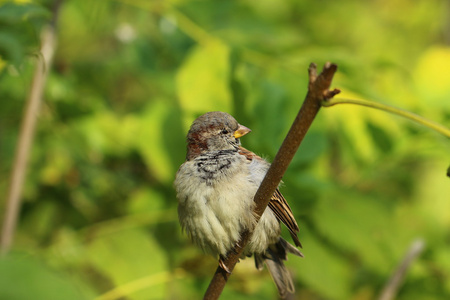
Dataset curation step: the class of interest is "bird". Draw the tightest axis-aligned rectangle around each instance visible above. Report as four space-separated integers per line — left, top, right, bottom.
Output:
174 111 303 298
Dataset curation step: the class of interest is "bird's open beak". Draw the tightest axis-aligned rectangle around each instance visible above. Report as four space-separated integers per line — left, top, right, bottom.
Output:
233 124 251 139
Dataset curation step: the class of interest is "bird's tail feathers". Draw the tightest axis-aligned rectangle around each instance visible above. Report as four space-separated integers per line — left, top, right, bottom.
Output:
254 237 303 299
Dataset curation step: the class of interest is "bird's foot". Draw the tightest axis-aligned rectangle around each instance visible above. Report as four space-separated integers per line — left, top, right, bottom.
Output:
219 257 231 274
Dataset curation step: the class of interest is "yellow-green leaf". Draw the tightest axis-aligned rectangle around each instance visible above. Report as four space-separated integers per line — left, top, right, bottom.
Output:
176 40 232 129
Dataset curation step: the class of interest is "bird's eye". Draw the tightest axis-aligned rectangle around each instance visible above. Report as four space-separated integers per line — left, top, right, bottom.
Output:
220 128 229 135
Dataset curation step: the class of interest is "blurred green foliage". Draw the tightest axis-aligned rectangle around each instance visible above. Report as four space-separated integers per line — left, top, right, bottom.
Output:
1 0 449 299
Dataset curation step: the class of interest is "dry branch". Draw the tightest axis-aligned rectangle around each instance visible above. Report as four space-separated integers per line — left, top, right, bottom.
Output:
203 62 340 299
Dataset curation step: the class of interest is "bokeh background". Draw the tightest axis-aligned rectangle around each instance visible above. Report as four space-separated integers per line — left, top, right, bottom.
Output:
1 0 449 299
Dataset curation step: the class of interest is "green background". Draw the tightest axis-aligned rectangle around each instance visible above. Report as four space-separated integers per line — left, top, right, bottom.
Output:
0 0 449 299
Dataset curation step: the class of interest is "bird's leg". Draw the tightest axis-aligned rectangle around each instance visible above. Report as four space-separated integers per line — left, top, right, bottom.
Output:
219 255 231 274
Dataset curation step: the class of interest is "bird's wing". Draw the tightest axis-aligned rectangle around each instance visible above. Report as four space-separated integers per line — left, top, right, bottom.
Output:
269 189 302 247
238 146 302 248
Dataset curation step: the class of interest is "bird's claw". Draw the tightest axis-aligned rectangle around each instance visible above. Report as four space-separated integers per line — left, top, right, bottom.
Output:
219 258 231 274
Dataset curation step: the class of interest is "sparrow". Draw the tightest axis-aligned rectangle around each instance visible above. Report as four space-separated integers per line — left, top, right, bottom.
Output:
174 111 303 298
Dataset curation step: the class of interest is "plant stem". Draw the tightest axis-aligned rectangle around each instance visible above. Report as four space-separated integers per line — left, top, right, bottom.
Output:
322 97 450 138
378 239 425 300
0 15 59 255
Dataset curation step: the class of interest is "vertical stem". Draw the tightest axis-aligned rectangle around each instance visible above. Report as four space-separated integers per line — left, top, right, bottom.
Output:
0 25 56 255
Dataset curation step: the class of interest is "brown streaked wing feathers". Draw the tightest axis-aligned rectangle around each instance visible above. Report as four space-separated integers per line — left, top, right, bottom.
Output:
269 189 302 247
238 147 302 248
237 146 256 160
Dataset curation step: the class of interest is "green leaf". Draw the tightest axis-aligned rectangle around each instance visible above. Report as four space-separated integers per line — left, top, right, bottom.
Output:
291 130 328 167
0 255 90 300
75 110 139 156
136 100 177 183
0 2 50 67
86 229 168 300
0 2 50 24
293 230 352 300
126 187 166 214
0 31 24 66
312 188 398 273
176 40 232 127
414 46 450 108
366 121 394 153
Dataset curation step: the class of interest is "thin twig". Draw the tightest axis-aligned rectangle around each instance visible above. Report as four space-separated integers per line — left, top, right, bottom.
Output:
378 239 425 300
322 97 450 138
0 16 59 255
203 62 340 299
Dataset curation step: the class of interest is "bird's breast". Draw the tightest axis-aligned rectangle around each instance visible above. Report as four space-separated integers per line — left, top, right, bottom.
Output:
175 152 256 255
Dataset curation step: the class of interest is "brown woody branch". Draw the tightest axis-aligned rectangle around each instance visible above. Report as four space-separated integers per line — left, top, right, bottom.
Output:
203 62 340 299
